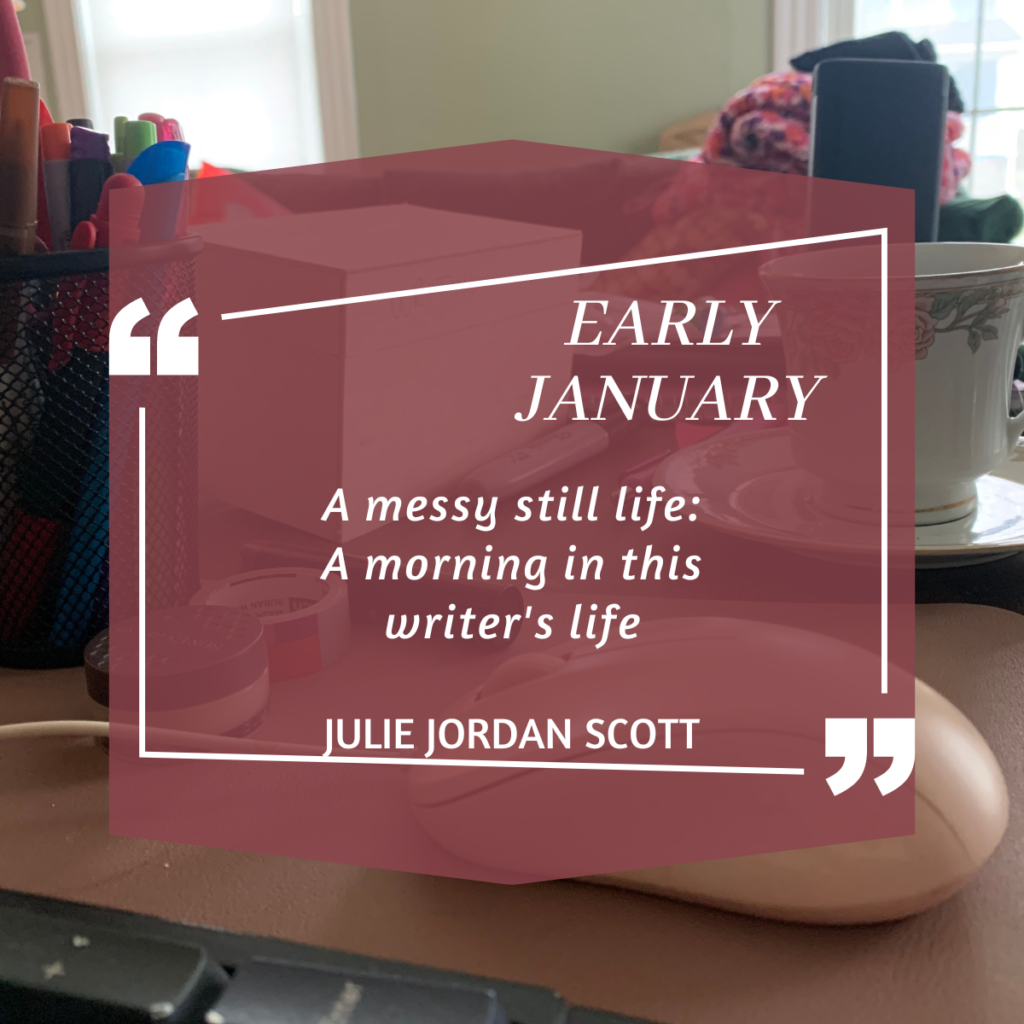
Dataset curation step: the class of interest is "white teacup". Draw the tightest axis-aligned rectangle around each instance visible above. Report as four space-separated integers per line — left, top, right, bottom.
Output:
915 243 1024 525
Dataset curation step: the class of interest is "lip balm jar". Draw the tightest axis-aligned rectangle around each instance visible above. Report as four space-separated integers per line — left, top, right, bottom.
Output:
84 628 111 751
106 605 270 748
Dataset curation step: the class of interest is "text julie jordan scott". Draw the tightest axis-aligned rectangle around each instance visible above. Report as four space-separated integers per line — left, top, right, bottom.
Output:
321 716 701 758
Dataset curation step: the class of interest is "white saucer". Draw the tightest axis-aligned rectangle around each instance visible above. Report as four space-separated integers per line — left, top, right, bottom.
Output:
654 429 1024 568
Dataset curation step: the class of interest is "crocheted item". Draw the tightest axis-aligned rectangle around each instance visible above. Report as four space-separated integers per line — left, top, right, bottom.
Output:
695 71 970 204
942 111 971 206
700 72 813 176
591 203 773 301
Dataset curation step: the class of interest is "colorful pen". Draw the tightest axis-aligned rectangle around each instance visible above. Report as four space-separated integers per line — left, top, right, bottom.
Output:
40 121 71 250
112 115 128 171
68 126 112 231
69 218 97 249
0 77 39 255
35 98 52 250
91 172 144 246
126 139 189 185
122 119 157 165
160 118 184 142
128 139 189 241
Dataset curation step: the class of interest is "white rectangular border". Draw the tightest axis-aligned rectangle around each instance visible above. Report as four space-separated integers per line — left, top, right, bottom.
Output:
137 228 888 766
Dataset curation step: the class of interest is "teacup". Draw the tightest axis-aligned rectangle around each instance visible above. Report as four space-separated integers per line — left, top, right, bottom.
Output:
760 244 899 525
762 242 1024 527
914 243 1024 525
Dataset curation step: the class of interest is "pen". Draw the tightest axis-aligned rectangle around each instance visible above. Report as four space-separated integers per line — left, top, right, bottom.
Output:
0 77 39 255
126 139 189 184
35 99 52 250
128 139 190 241
112 115 128 171
122 119 157 166
159 118 184 142
68 126 112 230
69 218 97 249
40 121 71 250
90 171 144 247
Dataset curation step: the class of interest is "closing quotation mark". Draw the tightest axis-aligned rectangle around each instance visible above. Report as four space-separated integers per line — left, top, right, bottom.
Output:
825 718 915 795
109 297 199 376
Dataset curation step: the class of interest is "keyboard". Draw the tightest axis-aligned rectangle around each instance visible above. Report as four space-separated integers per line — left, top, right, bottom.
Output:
0 888 646 1024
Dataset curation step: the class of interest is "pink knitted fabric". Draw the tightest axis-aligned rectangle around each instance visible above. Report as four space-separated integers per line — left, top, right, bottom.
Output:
694 71 970 204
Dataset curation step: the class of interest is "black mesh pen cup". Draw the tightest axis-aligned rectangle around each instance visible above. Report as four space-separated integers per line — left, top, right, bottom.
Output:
0 237 201 669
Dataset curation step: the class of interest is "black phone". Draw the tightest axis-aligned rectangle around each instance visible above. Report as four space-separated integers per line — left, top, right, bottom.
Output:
809 58 950 241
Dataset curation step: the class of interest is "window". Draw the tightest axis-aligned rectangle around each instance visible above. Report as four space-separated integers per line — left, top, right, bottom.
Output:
38 0 359 171
855 0 1024 200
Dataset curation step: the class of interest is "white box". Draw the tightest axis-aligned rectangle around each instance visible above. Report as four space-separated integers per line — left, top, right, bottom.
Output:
197 204 581 541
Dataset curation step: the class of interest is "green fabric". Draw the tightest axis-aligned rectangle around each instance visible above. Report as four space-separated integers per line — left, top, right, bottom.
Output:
938 194 1024 244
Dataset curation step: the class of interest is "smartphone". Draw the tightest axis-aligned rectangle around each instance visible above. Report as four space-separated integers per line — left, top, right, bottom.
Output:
810 58 950 241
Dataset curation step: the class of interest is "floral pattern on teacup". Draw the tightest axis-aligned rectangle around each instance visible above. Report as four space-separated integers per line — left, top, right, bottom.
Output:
915 282 1024 360
914 296 936 360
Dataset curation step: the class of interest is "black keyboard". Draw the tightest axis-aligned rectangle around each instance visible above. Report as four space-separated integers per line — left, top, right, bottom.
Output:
0 889 645 1024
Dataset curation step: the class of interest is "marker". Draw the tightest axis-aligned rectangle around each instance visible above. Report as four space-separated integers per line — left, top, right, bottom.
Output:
126 139 189 185
69 217 97 249
0 77 39 255
122 118 157 165
112 114 128 171
128 139 190 241
40 121 71 250
159 118 184 142
35 99 53 249
67 117 93 129
68 125 112 230
90 171 144 246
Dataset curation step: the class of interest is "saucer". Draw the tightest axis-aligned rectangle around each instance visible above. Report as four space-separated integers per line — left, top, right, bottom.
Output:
654 429 1024 567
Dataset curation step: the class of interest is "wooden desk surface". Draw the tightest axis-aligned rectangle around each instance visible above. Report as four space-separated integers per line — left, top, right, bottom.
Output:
0 603 1022 1024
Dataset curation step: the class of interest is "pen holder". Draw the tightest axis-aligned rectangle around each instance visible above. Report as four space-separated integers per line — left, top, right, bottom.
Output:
0 238 201 669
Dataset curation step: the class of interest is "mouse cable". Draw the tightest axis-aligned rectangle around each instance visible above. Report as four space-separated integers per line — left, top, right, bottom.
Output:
0 721 322 756
0 720 108 741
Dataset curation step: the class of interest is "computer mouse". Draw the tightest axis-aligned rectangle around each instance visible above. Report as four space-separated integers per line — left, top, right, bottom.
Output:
408 618 1008 924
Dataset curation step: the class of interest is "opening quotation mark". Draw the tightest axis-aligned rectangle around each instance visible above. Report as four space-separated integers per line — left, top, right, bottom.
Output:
825 717 915 796
109 297 199 376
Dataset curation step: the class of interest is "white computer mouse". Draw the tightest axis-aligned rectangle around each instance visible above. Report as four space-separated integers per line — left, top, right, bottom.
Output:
408 618 1008 925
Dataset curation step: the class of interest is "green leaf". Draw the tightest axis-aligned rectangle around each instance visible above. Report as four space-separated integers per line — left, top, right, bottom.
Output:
968 329 982 353
957 291 983 318
929 294 957 320
980 323 1000 340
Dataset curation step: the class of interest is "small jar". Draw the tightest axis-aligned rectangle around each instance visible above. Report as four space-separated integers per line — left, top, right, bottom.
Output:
105 605 269 752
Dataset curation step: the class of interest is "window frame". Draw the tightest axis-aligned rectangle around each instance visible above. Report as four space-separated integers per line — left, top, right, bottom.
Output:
773 0 855 71
37 0 360 162
775 0 1024 197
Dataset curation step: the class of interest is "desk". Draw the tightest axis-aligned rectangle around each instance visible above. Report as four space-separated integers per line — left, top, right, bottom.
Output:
0 603 1021 1024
